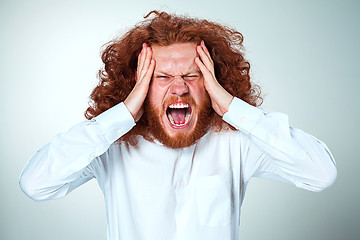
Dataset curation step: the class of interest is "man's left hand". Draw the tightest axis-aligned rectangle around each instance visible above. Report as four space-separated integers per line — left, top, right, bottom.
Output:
195 41 234 116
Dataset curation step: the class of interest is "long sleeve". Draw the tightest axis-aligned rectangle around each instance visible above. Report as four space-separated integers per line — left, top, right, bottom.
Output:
19 102 135 201
223 97 337 192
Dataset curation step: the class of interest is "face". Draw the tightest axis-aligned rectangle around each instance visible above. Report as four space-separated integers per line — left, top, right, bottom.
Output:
144 43 212 148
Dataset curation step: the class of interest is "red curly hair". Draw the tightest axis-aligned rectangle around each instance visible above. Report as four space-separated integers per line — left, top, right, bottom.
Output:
85 10 262 144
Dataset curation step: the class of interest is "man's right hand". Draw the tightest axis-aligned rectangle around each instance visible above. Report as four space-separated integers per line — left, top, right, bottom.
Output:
124 43 156 122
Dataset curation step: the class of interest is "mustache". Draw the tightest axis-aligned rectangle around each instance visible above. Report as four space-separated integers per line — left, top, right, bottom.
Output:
142 94 213 149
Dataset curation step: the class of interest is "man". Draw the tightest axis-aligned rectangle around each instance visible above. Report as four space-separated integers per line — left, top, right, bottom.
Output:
19 11 337 240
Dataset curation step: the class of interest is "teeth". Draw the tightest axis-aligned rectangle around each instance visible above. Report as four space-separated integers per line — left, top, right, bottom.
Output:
168 103 189 109
168 113 175 124
185 110 190 123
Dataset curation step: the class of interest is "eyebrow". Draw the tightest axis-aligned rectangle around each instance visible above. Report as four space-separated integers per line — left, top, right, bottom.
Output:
153 70 170 75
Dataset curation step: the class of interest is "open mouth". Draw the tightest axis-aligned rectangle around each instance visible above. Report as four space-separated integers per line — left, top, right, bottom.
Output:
166 101 192 129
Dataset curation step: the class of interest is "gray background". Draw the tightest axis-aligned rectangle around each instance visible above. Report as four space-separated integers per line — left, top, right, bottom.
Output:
1 0 359 239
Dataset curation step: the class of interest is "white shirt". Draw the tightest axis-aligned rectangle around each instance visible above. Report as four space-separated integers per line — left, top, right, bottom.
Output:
19 97 337 240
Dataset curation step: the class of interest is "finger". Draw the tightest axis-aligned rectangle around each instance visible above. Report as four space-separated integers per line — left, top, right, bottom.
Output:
201 40 213 64
196 45 214 73
138 47 152 82
137 43 145 68
195 56 211 78
142 47 152 77
137 58 155 90
142 59 156 85
138 43 148 75
137 47 144 79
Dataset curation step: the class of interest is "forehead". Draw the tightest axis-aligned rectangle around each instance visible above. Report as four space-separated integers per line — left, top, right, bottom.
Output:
151 43 199 74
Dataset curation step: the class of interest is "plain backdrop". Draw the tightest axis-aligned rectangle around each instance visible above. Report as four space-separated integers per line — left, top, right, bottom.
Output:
1 0 359 239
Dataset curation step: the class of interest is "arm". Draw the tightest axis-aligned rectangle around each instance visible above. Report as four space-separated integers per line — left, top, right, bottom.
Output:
195 41 336 192
20 43 155 201
19 103 135 201
223 97 337 191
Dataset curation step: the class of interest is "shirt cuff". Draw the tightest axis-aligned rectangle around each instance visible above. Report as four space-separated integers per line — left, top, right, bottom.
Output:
93 102 136 143
222 97 263 134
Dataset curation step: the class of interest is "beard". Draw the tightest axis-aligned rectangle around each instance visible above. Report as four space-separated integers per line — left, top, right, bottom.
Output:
142 94 213 149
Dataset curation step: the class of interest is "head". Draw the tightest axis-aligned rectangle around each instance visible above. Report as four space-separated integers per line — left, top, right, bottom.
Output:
144 43 212 148
85 10 262 148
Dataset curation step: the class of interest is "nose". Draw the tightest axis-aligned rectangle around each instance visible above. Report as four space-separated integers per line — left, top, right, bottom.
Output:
170 76 189 96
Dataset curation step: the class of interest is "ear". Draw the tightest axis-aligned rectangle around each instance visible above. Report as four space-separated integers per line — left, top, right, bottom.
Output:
135 70 138 82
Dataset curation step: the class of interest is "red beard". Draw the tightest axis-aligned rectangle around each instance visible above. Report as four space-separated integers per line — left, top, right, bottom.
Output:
142 94 213 149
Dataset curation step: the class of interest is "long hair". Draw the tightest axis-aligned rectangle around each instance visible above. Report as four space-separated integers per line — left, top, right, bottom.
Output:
85 10 262 144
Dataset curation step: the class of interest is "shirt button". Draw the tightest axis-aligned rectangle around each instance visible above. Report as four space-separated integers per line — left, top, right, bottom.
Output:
180 181 185 187
117 129 123 134
90 153 95 159
270 138 276 145
180 219 186 226
239 117 245 123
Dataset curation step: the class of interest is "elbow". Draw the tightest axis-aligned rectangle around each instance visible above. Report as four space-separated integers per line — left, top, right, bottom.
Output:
19 173 54 202
19 174 45 202
19 173 69 202
302 140 338 192
308 163 337 192
320 164 337 191
19 175 40 202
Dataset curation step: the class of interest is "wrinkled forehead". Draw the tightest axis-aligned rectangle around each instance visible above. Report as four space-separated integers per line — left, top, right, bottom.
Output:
152 43 200 74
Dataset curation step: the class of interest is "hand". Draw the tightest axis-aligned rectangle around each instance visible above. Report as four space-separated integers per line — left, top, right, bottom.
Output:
124 43 156 122
195 41 233 116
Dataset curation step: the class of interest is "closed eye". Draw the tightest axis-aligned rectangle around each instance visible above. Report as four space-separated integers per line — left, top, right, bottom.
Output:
156 75 171 80
183 75 200 81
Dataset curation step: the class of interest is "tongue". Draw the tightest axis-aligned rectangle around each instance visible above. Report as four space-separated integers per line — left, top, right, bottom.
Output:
170 108 186 124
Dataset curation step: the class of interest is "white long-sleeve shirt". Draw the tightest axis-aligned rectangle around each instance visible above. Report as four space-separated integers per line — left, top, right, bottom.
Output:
19 97 337 240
